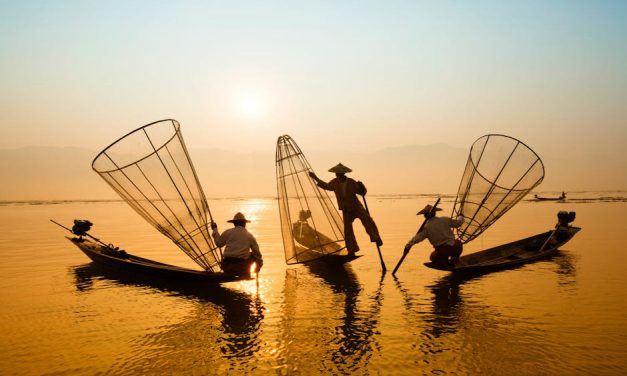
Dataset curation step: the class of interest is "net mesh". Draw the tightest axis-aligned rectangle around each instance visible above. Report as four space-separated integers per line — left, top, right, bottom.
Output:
91 119 221 271
276 135 346 264
452 134 545 244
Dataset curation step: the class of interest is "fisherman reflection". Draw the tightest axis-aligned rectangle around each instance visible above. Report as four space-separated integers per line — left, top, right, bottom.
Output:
213 288 265 359
292 209 342 253
394 274 467 341
305 262 383 371
72 264 265 366
428 276 464 337
309 163 382 256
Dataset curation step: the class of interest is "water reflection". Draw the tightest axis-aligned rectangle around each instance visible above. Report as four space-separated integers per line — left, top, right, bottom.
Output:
427 275 464 338
393 275 469 339
280 262 384 374
72 263 264 372
395 250 579 340
306 261 384 365
552 251 578 289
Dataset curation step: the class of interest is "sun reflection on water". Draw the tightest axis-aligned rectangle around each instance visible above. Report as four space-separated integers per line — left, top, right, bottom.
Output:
234 198 271 223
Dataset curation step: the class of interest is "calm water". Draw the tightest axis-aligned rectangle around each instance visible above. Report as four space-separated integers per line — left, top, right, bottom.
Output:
1 193 626 375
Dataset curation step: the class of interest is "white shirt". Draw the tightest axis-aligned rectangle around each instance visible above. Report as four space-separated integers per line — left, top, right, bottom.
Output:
407 216 464 248
212 226 262 261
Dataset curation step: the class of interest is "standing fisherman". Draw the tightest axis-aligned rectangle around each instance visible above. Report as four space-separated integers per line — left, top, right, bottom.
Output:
211 212 263 277
309 163 383 256
404 204 464 267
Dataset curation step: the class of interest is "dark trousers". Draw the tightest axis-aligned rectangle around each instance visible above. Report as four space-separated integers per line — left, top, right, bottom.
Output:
430 240 463 266
221 256 260 276
342 206 381 253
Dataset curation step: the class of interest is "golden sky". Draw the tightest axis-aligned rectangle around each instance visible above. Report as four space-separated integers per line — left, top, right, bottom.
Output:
1 1 626 197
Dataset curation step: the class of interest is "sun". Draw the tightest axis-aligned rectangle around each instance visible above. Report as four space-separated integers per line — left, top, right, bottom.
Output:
233 92 269 121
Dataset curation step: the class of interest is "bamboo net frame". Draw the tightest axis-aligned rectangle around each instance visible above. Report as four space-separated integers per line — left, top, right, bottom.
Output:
92 119 221 271
276 135 347 264
452 134 545 244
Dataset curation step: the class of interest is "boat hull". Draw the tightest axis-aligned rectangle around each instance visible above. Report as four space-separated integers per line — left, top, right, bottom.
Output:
424 226 581 273
68 238 252 283
305 253 362 265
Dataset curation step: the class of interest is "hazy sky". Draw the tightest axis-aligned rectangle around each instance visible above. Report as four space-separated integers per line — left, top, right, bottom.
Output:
1 1 626 162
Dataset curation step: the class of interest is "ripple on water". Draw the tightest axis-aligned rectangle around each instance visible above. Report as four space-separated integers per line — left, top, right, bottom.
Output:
1 198 626 374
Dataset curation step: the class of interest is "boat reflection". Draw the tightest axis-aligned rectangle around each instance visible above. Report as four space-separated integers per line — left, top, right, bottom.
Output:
72 263 264 367
395 250 578 340
552 251 578 289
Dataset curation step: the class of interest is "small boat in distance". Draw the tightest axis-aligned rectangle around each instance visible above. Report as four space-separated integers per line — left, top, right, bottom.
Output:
425 211 580 273
534 192 567 201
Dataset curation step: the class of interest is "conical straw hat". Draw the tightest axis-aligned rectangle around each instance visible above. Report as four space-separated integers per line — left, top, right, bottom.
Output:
328 163 352 173
417 204 442 215
227 212 251 223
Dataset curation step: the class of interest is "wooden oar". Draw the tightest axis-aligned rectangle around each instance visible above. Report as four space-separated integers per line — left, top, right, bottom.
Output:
361 195 387 272
537 224 559 253
391 197 441 276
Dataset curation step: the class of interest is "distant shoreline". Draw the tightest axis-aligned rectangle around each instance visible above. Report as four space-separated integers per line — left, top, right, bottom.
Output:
2 191 626 206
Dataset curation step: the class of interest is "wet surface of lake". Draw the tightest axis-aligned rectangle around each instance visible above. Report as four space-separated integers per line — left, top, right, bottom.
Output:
0 193 626 375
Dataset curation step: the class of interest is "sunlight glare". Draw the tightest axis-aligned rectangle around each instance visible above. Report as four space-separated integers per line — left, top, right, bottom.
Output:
233 92 269 121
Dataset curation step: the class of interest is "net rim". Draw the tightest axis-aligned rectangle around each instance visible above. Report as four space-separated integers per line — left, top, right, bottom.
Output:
91 119 181 174
468 133 545 190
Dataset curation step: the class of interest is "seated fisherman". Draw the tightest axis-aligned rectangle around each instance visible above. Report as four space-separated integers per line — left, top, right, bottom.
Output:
292 209 342 252
211 212 263 277
404 205 464 267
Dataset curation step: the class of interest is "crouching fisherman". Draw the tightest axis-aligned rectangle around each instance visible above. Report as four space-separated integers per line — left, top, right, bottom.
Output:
404 205 464 267
211 212 263 277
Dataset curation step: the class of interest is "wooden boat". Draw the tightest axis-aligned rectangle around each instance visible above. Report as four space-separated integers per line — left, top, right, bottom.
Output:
424 220 580 273
56 120 255 284
534 192 566 201
68 237 252 283
304 252 362 265
291 245 362 265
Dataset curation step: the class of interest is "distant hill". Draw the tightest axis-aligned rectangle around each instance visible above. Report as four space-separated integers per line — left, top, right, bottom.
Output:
0 144 624 200
0 144 466 200
0 146 104 200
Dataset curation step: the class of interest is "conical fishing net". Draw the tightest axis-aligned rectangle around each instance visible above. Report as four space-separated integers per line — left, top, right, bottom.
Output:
92 119 221 271
452 134 545 244
276 135 346 264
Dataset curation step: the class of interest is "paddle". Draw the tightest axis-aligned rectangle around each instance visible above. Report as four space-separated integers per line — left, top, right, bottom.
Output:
391 197 441 276
537 223 559 254
361 195 387 272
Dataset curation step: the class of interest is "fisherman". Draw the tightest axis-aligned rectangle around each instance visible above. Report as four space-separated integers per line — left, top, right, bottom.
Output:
404 204 464 267
308 163 382 255
211 212 263 277
292 209 342 253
